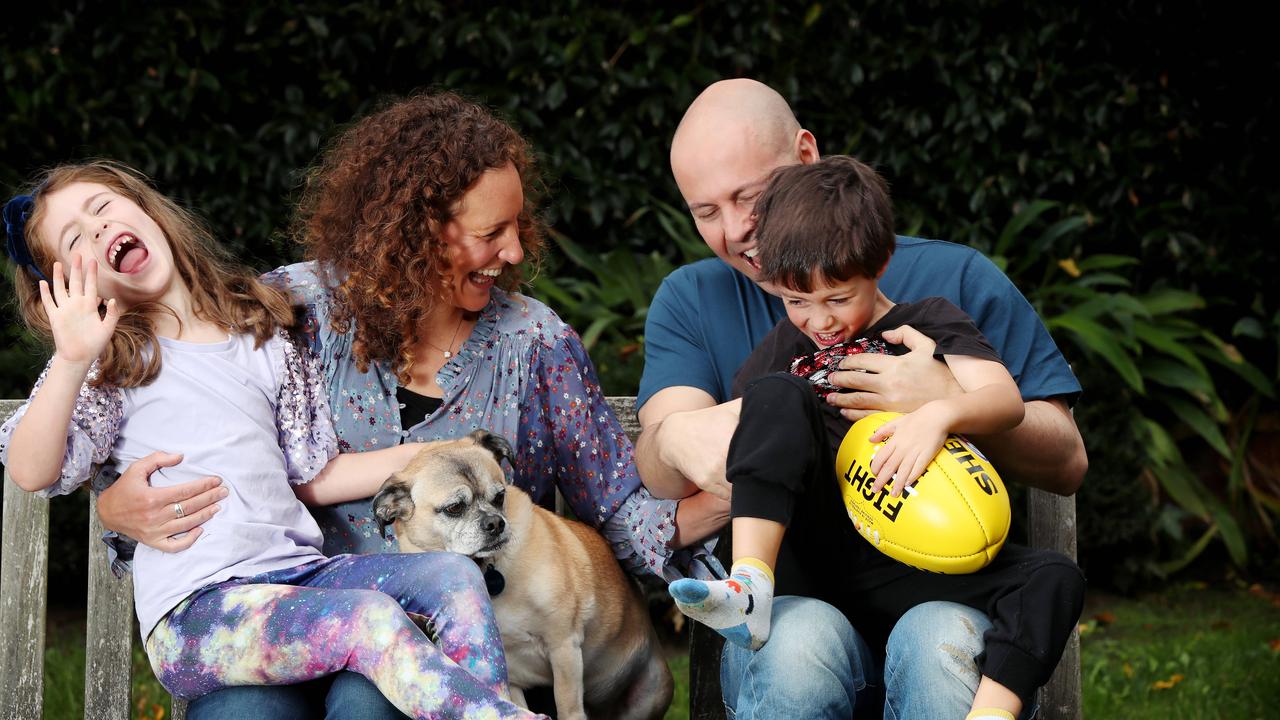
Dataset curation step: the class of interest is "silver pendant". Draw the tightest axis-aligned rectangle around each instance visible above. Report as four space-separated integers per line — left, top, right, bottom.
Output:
443 351 452 359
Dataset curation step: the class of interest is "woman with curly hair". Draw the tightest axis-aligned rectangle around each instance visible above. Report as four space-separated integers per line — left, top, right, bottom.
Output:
96 92 695 717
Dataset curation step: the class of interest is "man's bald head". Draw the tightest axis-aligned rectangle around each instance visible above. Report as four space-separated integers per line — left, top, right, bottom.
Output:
670 79 818 283
672 79 801 164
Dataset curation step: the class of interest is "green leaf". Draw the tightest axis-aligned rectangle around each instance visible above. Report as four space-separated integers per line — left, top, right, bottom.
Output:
1139 289 1205 316
994 199 1056 258
1075 254 1139 272
580 315 616 350
1231 316 1266 339
1133 320 1209 377
1227 400 1257 499
804 4 824 27
545 80 566 110
530 276 575 308
1159 395 1231 458
562 36 584 62
305 16 330 38
1048 313 1144 391
1031 216 1089 257
1141 357 1213 395
1150 524 1217 577
1205 497 1248 566
1074 272 1131 289
650 197 712 262
1139 419 1207 516
547 228 605 276
1060 292 1148 321
1195 334 1276 397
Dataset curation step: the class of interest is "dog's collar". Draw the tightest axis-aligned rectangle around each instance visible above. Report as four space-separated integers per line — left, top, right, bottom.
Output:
476 559 506 597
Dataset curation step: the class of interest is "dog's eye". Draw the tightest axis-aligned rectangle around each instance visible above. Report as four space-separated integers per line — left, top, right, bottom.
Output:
493 491 505 507
442 502 466 517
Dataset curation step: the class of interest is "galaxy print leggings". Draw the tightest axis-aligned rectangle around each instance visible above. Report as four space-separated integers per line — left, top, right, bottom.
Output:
145 552 542 719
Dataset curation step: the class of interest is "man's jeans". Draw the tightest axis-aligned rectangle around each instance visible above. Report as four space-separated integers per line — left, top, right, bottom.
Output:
720 597 993 720
186 672 406 720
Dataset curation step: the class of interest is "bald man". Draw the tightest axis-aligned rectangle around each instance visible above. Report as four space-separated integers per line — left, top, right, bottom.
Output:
635 79 1087 718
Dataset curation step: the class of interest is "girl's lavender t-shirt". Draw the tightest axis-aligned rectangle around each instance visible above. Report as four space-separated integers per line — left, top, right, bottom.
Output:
0 332 337 638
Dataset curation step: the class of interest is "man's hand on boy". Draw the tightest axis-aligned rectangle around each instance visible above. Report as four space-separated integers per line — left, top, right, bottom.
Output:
826 325 962 420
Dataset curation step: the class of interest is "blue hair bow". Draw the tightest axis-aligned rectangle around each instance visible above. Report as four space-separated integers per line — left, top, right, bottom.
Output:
3 194 48 283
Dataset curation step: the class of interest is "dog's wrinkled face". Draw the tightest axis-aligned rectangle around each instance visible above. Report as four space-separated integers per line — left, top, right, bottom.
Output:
372 430 514 558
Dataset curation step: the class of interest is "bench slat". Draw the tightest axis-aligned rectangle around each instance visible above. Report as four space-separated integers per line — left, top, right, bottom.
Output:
85 495 134 720
1 472 49 720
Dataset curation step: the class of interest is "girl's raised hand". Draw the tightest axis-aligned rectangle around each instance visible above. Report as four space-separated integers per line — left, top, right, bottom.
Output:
867 408 950 497
39 258 121 365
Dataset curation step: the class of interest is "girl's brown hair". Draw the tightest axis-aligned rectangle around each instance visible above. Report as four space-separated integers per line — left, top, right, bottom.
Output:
293 91 546 382
14 161 294 387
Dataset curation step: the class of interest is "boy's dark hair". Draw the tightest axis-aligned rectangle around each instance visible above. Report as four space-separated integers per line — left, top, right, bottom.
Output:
754 155 895 292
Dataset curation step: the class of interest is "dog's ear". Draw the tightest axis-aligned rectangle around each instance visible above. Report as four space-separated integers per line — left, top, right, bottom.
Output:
372 478 414 539
468 429 514 469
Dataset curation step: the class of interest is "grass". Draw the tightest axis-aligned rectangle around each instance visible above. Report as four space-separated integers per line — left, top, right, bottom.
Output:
1079 580 1280 719
40 580 1280 719
663 652 690 720
43 613 172 720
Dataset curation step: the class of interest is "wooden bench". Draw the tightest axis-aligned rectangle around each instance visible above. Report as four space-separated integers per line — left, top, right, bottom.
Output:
1 397 1082 719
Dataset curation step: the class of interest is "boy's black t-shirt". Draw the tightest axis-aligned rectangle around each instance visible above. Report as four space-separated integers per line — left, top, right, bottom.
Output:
732 297 1004 447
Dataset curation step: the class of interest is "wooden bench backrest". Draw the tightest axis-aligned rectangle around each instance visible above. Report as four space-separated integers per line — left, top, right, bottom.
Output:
0 397 1080 719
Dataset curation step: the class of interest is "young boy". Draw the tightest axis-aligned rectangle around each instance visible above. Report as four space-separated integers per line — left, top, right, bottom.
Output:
661 156 1086 720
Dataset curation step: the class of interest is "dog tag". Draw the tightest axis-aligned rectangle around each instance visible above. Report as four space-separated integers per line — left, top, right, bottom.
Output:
484 566 505 597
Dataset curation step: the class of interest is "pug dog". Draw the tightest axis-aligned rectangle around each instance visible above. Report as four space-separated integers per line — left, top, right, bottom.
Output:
372 430 673 720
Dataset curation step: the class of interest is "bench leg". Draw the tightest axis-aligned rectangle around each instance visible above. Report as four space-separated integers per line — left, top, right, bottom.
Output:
689 622 726 720
1029 490 1082 720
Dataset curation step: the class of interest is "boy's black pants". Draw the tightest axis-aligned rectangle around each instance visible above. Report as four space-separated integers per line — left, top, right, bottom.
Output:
726 372 1086 703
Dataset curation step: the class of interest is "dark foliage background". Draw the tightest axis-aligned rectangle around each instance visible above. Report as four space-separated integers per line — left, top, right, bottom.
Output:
2 0 1277 593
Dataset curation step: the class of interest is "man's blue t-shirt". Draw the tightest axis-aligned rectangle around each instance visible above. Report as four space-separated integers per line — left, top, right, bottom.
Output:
638 236 1081 410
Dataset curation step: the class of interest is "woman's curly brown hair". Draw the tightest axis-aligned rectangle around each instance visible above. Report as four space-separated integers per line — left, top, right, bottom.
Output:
294 91 546 381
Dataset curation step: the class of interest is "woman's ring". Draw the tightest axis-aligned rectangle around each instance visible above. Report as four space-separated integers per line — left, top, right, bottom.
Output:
173 502 185 519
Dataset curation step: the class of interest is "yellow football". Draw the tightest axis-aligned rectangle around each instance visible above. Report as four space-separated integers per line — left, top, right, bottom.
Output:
834 411 1010 574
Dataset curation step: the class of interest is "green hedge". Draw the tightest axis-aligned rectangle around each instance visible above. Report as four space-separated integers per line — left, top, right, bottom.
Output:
2 1 1276 584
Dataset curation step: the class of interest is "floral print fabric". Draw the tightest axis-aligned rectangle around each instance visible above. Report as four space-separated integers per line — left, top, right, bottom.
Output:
266 262 688 576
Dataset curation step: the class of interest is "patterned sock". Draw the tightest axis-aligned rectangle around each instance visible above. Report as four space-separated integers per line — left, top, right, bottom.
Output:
966 709 1016 720
669 557 775 650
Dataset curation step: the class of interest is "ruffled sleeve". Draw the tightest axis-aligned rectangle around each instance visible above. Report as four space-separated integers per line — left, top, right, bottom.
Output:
0 360 122 498
261 261 333 357
601 487 729 581
516 326 639 526
274 331 339 484
514 317 704 578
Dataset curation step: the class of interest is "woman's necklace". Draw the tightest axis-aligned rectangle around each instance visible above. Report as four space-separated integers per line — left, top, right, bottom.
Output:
422 314 465 359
